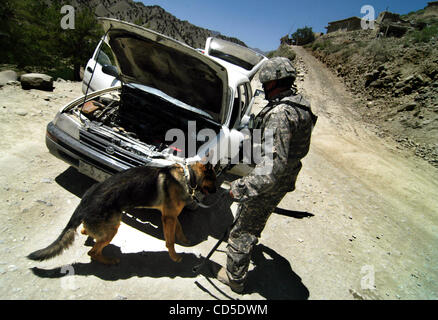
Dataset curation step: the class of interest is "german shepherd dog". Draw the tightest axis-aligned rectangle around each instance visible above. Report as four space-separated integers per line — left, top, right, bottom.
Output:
28 162 216 264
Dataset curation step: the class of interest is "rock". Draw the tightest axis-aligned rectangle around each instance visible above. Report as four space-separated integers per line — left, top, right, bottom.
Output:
395 81 404 89
15 110 28 116
397 102 417 112
370 79 385 88
403 75 415 84
20 73 54 91
414 74 425 86
35 199 53 207
0 70 18 86
365 70 381 87
8 265 18 272
349 289 364 300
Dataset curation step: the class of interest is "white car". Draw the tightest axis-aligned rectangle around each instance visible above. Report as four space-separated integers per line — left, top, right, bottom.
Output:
82 36 121 94
47 18 267 184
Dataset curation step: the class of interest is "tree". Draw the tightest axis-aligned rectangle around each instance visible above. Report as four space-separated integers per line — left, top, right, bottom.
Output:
291 26 315 46
56 5 104 80
1 0 103 80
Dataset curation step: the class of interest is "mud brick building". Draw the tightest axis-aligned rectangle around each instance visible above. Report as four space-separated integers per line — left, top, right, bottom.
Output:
325 17 362 33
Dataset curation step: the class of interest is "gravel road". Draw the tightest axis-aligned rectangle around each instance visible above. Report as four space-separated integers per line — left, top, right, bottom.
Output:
0 47 437 300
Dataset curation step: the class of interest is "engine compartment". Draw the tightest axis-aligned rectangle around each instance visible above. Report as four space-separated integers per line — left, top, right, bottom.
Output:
76 85 222 157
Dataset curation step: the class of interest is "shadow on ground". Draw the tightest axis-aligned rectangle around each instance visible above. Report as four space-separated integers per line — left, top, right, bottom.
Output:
245 244 309 299
44 166 310 299
31 243 309 300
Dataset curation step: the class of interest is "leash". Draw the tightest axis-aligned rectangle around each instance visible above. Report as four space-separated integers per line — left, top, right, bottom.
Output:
192 203 242 274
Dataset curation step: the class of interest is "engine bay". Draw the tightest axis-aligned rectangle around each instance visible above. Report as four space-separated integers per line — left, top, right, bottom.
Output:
74 85 222 157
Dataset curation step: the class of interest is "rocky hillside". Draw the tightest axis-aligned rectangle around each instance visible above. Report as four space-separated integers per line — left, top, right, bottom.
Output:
306 6 438 167
64 0 246 49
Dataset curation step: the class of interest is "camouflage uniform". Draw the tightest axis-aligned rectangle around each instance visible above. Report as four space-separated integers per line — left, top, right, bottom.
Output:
226 58 316 284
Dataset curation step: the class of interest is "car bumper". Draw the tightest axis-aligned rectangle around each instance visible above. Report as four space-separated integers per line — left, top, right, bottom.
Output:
46 121 134 180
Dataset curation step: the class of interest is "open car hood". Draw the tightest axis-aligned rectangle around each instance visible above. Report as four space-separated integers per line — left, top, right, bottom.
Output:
99 18 228 123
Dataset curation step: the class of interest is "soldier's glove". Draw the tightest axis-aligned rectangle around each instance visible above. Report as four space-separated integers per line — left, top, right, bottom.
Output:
227 189 246 203
221 181 244 203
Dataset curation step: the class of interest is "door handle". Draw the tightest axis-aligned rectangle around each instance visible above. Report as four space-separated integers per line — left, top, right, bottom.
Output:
87 67 93 73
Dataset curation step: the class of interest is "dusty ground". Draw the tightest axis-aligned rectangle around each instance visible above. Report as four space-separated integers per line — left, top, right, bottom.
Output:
0 47 437 300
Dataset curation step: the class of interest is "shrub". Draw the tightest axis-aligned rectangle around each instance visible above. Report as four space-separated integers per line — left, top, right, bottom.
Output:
291 26 315 46
408 24 438 43
311 39 332 51
271 44 296 61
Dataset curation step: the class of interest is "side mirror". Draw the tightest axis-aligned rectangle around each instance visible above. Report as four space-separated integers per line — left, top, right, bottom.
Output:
102 65 120 78
254 89 264 97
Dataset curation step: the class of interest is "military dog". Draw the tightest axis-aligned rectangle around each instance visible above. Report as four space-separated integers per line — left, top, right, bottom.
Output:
28 161 216 264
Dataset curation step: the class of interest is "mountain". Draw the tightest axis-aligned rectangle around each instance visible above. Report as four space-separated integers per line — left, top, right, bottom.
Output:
251 48 268 56
64 0 247 49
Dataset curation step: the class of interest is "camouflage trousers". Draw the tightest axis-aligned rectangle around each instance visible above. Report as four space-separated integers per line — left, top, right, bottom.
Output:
225 190 288 283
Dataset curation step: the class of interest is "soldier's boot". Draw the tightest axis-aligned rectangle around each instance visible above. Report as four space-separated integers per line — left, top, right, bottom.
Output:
213 266 245 294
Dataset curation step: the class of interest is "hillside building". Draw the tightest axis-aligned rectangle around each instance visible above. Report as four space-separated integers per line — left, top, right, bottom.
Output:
325 17 362 33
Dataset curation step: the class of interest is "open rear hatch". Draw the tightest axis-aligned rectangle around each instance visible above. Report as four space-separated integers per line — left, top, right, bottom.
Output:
204 37 267 80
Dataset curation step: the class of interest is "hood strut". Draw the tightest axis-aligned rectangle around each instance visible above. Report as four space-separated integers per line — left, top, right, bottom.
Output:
80 28 114 123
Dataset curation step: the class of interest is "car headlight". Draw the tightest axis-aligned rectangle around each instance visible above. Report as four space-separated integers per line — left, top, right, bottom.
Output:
53 112 80 140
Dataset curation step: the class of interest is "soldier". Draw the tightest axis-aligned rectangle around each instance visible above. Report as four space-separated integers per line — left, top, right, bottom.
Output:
214 57 317 293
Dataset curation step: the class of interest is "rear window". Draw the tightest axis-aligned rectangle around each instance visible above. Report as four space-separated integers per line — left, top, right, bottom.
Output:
207 38 265 71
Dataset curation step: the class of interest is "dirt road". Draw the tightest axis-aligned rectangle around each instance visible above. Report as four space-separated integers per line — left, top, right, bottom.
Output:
0 47 437 300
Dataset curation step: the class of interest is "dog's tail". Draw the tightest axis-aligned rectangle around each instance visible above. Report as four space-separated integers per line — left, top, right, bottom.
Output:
27 203 86 261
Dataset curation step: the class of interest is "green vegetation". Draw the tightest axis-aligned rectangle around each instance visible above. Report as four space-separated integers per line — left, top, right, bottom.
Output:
0 0 103 80
291 26 315 46
406 23 438 43
266 44 296 61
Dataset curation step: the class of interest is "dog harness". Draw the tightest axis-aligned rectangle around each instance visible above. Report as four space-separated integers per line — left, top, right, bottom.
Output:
182 163 198 198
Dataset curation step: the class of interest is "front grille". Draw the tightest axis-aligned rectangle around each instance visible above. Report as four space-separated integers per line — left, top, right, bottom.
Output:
79 128 149 168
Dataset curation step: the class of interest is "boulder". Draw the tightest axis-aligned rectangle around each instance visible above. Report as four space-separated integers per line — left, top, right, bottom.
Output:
0 70 18 86
20 73 54 91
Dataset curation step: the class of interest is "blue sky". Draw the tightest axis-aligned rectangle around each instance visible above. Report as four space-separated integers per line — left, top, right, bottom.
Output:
140 0 429 52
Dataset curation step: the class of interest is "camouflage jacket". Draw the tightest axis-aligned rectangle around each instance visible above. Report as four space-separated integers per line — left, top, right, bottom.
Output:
230 90 315 202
